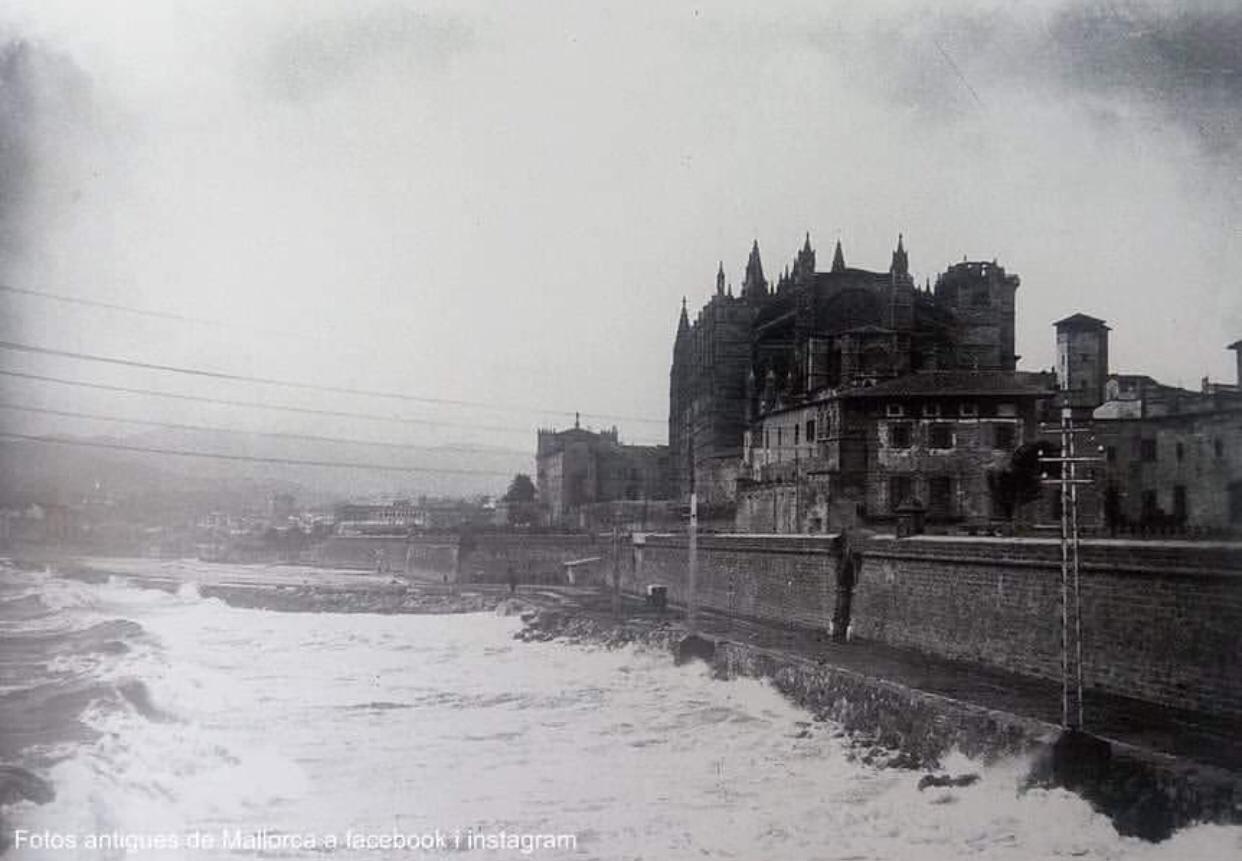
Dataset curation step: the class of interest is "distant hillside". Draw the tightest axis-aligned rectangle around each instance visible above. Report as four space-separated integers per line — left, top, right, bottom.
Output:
0 426 532 516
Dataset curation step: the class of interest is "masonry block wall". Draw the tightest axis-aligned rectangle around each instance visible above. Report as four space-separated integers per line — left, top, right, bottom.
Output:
460 533 611 584
628 534 841 631
402 537 459 578
312 536 417 572
854 536 1242 718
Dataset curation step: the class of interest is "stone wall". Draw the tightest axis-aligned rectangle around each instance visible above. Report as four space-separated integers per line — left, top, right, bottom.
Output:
459 533 614 585
627 533 841 631
854 536 1242 718
403 537 460 579
311 536 416 573
319 530 1242 719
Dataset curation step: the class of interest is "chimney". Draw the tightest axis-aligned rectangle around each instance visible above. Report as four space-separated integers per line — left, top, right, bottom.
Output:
1231 340 1242 387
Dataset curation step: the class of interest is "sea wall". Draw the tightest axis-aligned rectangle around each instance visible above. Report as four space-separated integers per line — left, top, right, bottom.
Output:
520 608 1242 841
459 533 614 584
316 530 1242 719
310 536 416 572
313 534 614 584
625 533 841 631
854 536 1242 719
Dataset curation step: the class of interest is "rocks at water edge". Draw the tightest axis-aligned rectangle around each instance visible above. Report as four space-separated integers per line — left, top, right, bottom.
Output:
917 773 981 791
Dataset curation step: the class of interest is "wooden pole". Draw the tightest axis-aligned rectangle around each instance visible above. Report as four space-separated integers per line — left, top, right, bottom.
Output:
688 491 698 633
611 515 621 617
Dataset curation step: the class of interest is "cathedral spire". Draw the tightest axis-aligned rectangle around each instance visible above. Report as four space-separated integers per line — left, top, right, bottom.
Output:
742 239 767 301
794 231 815 281
677 297 690 336
890 233 908 275
716 261 725 296
831 239 846 273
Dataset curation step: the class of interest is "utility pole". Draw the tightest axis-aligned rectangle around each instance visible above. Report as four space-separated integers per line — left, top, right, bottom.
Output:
1040 406 1099 731
686 411 698 634
611 512 621 618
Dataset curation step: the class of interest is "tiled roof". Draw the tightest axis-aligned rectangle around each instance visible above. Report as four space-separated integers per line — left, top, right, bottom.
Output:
842 370 1055 398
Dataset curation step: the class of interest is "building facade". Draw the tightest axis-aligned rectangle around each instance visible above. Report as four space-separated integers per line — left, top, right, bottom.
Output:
536 420 671 528
671 233 1036 529
1083 335 1242 533
738 370 1051 532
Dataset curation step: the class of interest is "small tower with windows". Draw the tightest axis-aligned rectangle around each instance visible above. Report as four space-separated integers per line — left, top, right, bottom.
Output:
1054 313 1110 409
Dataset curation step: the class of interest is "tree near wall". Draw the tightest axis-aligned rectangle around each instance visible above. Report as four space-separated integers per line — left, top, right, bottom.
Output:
504 473 538 526
988 440 1059 521
504 473 536 503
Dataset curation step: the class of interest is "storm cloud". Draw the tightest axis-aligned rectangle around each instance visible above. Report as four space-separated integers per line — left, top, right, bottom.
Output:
823 1 1242 165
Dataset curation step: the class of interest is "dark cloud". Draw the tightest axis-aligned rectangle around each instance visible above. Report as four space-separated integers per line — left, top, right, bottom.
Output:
1042 2 1242 158
263 6 474 101
808 2 1242 161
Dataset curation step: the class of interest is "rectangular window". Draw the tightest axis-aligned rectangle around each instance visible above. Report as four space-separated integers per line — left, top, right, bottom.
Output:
889 423 912 449
1173 485 1187 523
993 423 1016 450
1105 446 1116 464
886 403 904 418
889 475 913 512
1140 438 1157 462
1141 489 1158 521
1176 442 1185 462
806 419 815 442
929 476 953 516
776 427 782 448
923 403 942 418
959 402 978 418
929 424 954 449
997 403 1017 417
794 424 800 445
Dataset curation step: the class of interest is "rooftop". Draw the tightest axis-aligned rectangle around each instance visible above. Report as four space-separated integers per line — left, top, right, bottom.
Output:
1054 312 1110 331
842 370 1055 399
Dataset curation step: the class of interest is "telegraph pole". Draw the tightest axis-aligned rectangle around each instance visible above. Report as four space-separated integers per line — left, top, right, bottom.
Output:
686 413 698 634
1041 406 1099 731
611 512 621 618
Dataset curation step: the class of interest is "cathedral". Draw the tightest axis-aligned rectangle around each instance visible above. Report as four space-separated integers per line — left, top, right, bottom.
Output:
670 234 1046 530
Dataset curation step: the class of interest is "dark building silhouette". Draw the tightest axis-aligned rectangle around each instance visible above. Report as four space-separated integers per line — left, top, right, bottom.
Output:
670 234 1029 523
536 418 671 529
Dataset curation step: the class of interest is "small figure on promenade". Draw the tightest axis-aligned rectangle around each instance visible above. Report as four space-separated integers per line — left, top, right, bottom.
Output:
507 565 517 595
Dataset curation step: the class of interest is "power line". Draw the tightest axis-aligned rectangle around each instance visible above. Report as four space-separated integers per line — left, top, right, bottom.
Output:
0 368 668 444
0 432 515 477
0 282 314 343
0 401 533 458
0 334 663 426
0 369 528 435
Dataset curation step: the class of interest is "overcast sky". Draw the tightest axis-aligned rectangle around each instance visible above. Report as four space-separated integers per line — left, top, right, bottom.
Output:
2 0 1241 491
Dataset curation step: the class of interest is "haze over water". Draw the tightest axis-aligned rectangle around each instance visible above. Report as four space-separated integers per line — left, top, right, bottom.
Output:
2 563 1239 860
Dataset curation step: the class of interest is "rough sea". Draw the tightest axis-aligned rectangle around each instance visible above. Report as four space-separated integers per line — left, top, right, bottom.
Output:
2 562 1239 860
